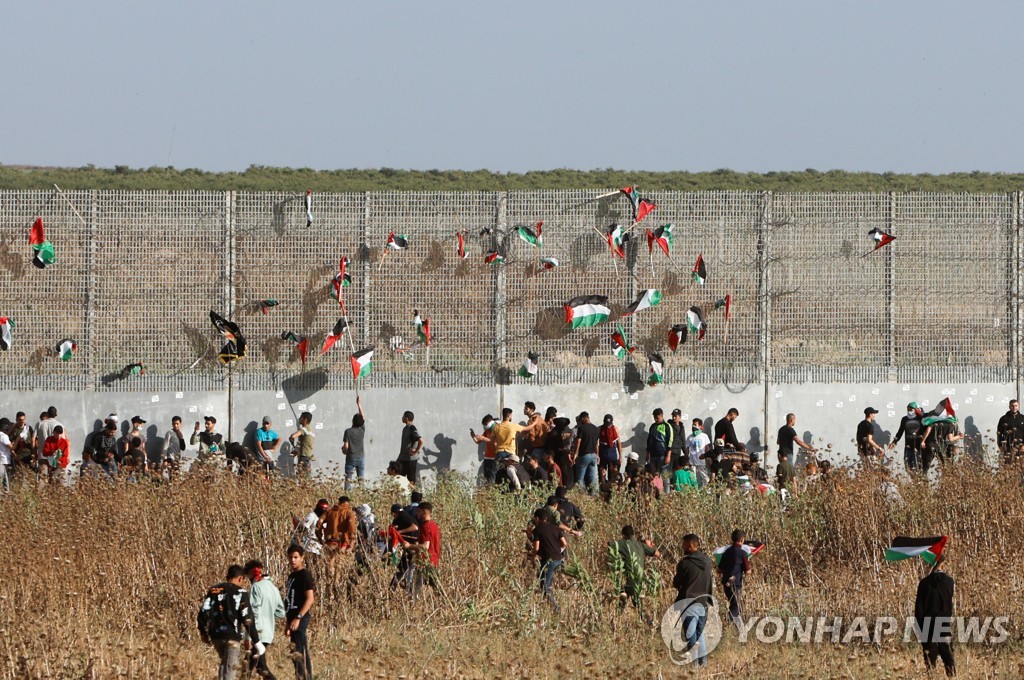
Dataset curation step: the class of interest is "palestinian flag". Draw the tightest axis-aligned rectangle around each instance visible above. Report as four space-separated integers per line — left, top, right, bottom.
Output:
607 224 629 259
484 250 505 265
331 257 353 304
281 331 310 365
479 226 493 236
304 190 313 227
350 347 373 380
518 351 539 378
456 232 468 259
647 353 664 385
516 220 543 248
564 295 611 329
55 338 77 362
610 324 634 356
712 540 766 566
540 257 559 270
120 362 145 378
320 318 348 355
0 317 13 351
868 227 896 251
386 232 409 250
210 311 246 365
922 398 956 426
260 299 279 315
714 295 732 321
884 536 948 565
687 306 706 341
623 289 663 316
692 254 707 286
667 324 688 352
414 310 431 346
646 224 673 256
620 186 656 223
29 217 45 247
30 218 55 269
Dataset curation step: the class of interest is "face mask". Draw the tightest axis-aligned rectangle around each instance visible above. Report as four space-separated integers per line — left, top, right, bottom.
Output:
908 411 916 418
485 421 495 431
692 428 701 435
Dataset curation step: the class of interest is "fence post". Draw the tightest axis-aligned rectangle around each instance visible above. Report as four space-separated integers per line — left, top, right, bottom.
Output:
1014 191 1022 399
758 190 773 467
886 192 896 379
362 192 371 348
225 190 236 441
494 192 508 405
83 189 98 391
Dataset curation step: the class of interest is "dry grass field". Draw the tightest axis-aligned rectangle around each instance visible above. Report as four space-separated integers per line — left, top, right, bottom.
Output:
2 464 1022 678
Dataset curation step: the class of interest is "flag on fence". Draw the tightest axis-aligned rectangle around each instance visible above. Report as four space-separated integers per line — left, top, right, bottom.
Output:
281 331 310 365
414 310 431 346
884 536 948 565
692 254 707 286
0 317 12 351
922 398 956 426
456 232 467 259
647 353 665 385
30 217 55 269
607 224 629 258
623 289 663 316
687 306 706 341
620 186 656 223
350 348 374 380
516 221 543 248
610 324 634 356
386 232 409 250
55 338 77 362
667 324 688 352
564 295 611 329
518 352 539 378
714 295 732 321
646 224 673 256
210 311 246 365
120 362 145 378
540 257 560 270
260 299 279 315
868 227 896 251
304 190 313 227
320 318 348 355
712 540 766 566
484 250 505 265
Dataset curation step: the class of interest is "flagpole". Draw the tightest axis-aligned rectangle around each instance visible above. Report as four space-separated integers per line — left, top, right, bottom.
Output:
52 184 89 227
377 246 390 273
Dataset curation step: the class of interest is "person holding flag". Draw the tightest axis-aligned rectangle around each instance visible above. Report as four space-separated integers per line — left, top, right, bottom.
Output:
716 528 752 624
914 554 956 676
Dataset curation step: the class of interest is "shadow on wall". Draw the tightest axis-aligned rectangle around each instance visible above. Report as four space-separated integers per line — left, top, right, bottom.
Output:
281 369 329 404
963 415 983 461
421 432 456 477
746 427 763 455
626 422 647 457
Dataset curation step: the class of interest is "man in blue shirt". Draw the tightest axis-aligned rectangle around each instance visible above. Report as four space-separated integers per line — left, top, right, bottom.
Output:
717 528 752 624
255 416 279 473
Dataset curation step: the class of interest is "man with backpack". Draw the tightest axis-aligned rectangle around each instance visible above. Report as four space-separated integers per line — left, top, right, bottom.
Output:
890 402 925 472
197 564 265 680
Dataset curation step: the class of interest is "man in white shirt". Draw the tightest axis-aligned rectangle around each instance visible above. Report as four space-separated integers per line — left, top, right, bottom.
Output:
0 418 13 492
685 418 712 488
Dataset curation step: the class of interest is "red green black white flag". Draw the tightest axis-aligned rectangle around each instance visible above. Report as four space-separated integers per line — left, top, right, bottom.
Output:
611 324 634 359
320 318 349 355
713 540 766 565
646 224 673 256
868 227 896 251
0 317 12 351
623 289 663 316
29 217 55 269
210 311 246 365
456 232 468 259
260 299 279 315
540 257 559 270
667 324 688 352
386 232 409 250
620 186 656 223
687 306 706 341
693 254 707 286
518 352 539 378
281 331 310 365
484 250 505 265
884 536 947 565
55 338 77 362
714 295 732 321
647 353 664 385
922 398 956 426
607 224 629 259
564 295 611 329
414 310 431 346
516 221 543 248
350 347 373 380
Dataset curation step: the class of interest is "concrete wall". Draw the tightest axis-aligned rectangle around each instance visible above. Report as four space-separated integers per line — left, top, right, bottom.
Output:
7 380 1014 480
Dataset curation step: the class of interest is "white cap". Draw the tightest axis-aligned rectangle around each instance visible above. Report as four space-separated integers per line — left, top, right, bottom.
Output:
627 451 639 461
107 413 119 422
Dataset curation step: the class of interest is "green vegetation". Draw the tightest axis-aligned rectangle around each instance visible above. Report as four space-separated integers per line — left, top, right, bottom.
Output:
3 164 1024 193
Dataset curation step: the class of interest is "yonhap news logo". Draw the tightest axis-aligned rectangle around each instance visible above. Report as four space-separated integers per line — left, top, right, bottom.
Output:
660 595 723 666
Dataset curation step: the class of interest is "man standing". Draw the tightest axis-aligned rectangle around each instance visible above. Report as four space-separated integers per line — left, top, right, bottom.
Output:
891 403 925 472
284 546 315 680
532 509 566 608
197 564 264 680
255 416 280 474
572 412 600 495
406 502 441 591
915 555 956 676
163 416 187 475
776 413 816 464
397 411 423 485
470 414 498 484
342 396 366 490
520 401 549 462
717 529 751 624
609 525 659 607
491 407 521 462
922 418 963 472
776 450 798 498
192 416 225 465
92 420 120 478
668 409 686 469
0 418 12 493
295 499 329 558
673 533 714 667
713 408 746 452
322 496 358 552
856 408 885 462
645 409 674 477
120 416 147 462
244 559 285 680
288 412 315 480
686 419 712 487
996 399 1024 466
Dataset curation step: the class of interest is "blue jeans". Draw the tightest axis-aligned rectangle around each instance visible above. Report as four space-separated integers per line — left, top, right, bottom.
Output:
539 558 563 605
575 453 598 493
683 602 708 666
287 615 312 680
345 456 365 490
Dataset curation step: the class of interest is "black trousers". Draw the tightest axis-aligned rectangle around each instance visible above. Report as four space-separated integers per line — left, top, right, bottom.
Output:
248 642 277 680
400 459 417 484
922 642 955 676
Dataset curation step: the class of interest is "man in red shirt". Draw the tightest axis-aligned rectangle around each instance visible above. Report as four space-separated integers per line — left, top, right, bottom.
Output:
404 501 441 592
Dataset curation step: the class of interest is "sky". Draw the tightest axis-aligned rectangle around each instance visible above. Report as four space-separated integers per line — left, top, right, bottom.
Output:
2 1 1021 173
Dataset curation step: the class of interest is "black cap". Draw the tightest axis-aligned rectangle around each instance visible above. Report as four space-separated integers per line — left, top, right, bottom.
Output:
390 503 403 514
204 415 217 423
131 415 145 424
671 408 682 416
864 407 879 415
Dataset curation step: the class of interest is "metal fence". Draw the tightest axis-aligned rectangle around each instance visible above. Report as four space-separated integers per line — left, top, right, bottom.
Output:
0 189 1017 391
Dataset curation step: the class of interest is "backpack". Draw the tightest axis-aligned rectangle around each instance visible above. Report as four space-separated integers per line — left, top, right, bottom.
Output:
903 418 922 445
199 584 239 641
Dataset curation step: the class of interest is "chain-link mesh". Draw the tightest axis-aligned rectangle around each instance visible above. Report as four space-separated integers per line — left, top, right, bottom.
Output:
0 190 1017 391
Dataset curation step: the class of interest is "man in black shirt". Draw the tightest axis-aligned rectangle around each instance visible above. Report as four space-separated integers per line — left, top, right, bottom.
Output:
856 408 884 462
197 564 264 680
554 486 585 532
996 399 1024 466
525 456 549 485
284 545 315 680
717 528 751 623
890 402 925 472
776 413 816 463
673 534 714 667
668 409 686 468
398 411 423 484
713 408 746 452
389 503 419 589
914 556 955 676
571 412 600 495
531 509 566 608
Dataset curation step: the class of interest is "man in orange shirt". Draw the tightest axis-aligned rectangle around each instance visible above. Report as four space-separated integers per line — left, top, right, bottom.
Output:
471 414 498 484
42 425 70 484
321 496 358 552
492 408 522 462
